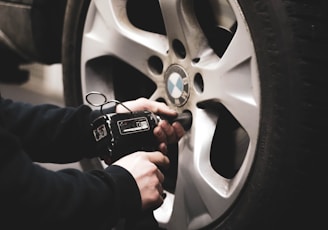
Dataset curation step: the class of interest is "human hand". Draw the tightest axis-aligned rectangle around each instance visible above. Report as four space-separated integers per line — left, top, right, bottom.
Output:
113 151 169 210
116 97 177 114
116 98 185 153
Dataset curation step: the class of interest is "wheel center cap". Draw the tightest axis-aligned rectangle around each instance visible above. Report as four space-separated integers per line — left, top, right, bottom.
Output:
165 65 190 106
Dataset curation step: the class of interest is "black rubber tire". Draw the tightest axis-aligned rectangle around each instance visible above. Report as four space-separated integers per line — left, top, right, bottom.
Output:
62 0 328 229
214 1 328 229
62 0 101 171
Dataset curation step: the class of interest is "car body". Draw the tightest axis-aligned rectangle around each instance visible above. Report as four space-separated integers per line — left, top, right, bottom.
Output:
0 0 66 82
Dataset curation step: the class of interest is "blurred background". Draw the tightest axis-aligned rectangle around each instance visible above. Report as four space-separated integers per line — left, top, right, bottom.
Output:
0 63 82 171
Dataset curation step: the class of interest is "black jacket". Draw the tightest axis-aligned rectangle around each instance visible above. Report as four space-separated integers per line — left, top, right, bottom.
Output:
0 97 141 229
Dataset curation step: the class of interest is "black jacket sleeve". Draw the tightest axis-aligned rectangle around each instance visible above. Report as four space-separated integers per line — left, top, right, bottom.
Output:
0 97 114 163
0 127 141 229
0 97 141 228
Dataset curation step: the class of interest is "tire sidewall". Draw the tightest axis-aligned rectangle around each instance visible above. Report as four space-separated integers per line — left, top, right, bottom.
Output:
214 1 327 229
62 0 91 107
62 0 104 171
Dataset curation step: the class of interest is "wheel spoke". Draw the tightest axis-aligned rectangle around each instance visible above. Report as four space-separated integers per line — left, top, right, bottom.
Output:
149 87 166 102
159 0 211 59
215 15 254 76
82 0 168 78
195 19 259 135
196 65 259 136
156 109 243 229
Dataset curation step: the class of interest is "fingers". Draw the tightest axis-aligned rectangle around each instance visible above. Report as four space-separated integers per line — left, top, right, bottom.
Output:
160 120 176 143
153 182 165 209
128 151 168 210
146 151 170 169
154 120 185 145
172 122 185 140
156 166 165 184
135 98 177 116
158 142 168 154
152 102 177 117
150 165 166 209
116 98 178 117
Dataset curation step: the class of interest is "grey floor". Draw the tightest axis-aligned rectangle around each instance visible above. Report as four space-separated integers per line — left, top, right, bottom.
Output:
0 63 82 171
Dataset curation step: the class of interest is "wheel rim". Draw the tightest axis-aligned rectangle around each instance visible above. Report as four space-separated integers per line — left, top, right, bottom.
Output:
80 0 260 229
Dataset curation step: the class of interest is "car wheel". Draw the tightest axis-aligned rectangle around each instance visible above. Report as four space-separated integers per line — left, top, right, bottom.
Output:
62 0 328 229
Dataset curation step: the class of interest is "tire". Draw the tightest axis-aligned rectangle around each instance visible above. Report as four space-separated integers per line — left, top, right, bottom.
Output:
62 0 328 229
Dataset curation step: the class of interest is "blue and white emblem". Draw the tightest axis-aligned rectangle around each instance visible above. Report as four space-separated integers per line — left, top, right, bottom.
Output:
165 65 190 106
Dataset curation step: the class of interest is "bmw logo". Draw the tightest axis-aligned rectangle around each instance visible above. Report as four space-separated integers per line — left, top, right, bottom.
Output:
165 65 190 106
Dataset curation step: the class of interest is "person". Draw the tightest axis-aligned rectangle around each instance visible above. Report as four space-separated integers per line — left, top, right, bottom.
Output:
0 95 185 230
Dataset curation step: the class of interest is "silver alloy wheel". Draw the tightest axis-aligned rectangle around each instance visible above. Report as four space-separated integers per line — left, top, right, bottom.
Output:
80 0 259 229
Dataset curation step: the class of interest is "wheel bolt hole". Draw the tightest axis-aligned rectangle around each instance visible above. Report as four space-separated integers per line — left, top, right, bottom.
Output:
192 58 200 63
148 56 163 75
172 39 186 59
194 73 204 93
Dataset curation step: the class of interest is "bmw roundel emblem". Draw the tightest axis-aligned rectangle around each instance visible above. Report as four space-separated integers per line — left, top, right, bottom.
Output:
165 65 190 106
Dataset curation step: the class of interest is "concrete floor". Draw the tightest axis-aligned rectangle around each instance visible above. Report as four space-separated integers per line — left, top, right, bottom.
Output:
0 63 82 171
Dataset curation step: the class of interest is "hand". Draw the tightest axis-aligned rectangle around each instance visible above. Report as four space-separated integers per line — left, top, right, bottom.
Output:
154 120 185 154
116 98 185 153
113 151 169 210
116 97 177 116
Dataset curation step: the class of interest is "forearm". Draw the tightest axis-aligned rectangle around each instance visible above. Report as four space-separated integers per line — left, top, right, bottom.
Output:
0 129 141 228
0 97 114 162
